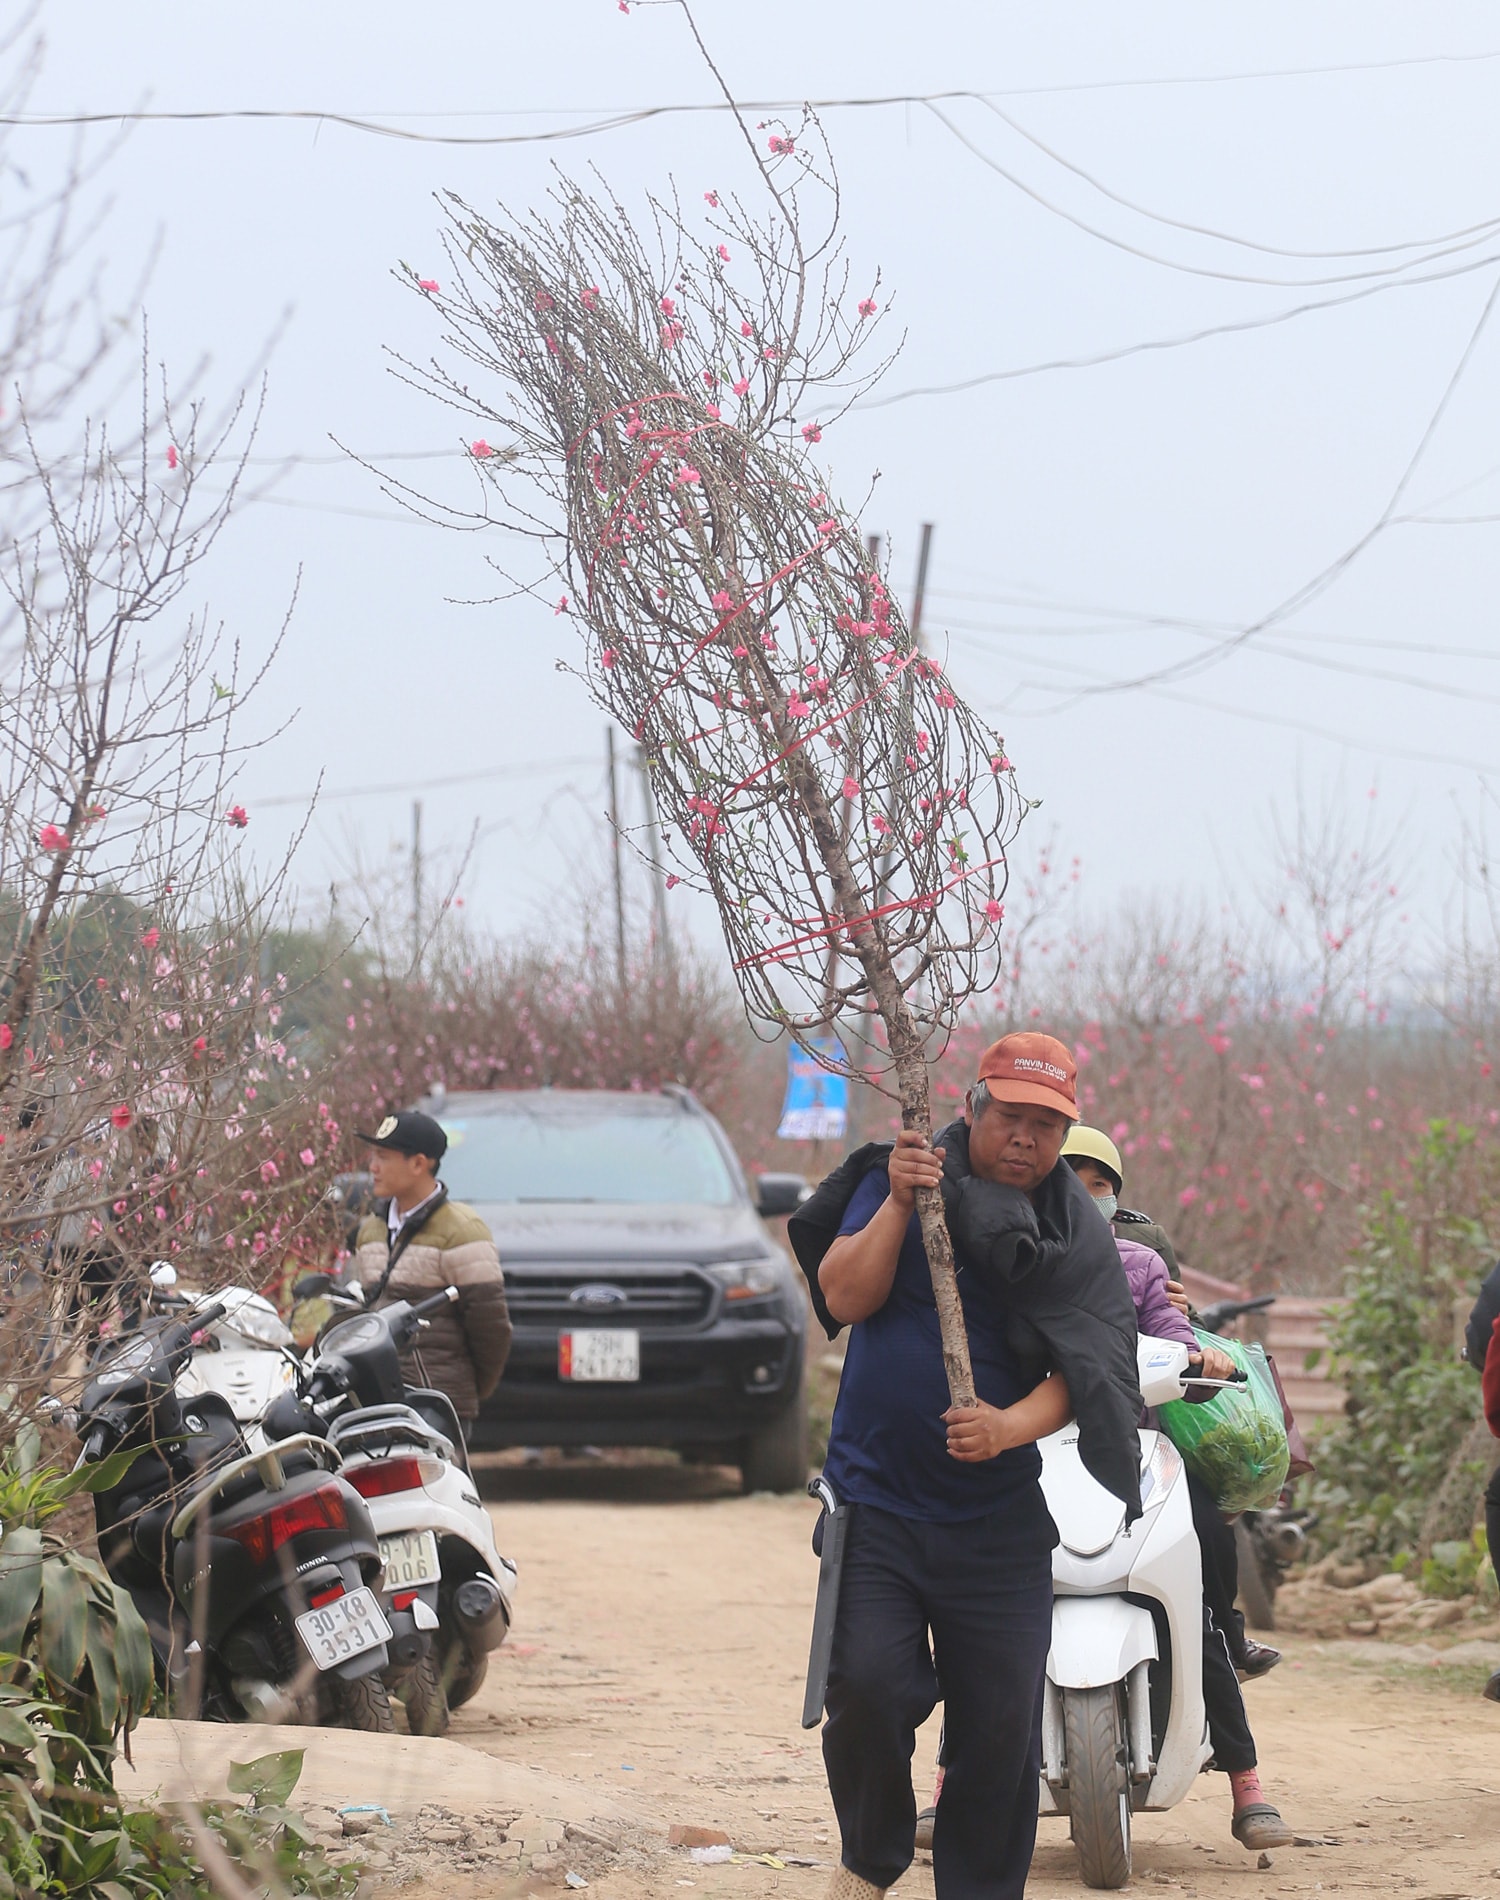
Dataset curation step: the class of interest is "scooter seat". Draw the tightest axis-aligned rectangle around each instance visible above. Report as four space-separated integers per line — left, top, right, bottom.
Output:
177 1392 249 1475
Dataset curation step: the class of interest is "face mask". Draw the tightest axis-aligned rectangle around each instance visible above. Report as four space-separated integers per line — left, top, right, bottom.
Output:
1093 1193 1118 1224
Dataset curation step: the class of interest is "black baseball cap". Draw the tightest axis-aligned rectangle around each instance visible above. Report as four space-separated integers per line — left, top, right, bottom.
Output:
356 1109 448 1164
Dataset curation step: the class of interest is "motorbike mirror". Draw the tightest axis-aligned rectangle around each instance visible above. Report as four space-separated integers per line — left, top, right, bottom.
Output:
149 1261 178 1289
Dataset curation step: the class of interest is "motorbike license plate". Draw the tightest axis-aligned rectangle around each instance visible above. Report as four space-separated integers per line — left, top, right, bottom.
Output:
559 1329 640 1382
379 1529 440 1589
294 1587 393 1671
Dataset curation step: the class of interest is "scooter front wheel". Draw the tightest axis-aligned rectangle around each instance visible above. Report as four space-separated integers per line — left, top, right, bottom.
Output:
1063 1683 1131 1890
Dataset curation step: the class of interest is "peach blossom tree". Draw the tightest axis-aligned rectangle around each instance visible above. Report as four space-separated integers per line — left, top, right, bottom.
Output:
400 117 1026 1403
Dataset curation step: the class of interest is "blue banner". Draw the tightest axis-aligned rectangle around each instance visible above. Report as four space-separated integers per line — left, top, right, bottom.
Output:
777 1036 849 1142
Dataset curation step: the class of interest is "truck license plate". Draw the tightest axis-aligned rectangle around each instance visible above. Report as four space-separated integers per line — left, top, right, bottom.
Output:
559 1329 640 1382
379 1530 440 1589
294 1587 392 1671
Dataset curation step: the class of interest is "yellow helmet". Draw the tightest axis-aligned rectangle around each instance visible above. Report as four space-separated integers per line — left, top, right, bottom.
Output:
1061 1124 1123 1193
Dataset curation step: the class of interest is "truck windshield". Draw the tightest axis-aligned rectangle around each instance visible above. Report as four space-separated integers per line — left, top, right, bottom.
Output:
436 1107 738 1207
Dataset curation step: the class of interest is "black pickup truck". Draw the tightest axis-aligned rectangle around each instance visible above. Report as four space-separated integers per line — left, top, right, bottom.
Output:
438 1087 810 1492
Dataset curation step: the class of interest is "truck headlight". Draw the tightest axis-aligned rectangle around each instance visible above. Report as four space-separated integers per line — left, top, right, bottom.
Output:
707 1260 780 1302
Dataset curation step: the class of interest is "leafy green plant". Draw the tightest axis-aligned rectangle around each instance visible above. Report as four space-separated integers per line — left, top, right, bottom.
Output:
0 1686 356 1897
0 1438 156 1771
1419 1527 1498 1602
1309 1121 1494 1562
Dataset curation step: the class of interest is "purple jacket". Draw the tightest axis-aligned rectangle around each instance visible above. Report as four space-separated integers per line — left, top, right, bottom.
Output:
1116 1234 1195 1349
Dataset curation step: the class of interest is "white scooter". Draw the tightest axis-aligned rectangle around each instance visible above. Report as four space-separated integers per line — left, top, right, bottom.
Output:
1037 1336 1243 1890
263 1291 518 1736
152 1265 299 1452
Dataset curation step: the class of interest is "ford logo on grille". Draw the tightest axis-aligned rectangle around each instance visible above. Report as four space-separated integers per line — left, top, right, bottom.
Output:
568 1283 629 1306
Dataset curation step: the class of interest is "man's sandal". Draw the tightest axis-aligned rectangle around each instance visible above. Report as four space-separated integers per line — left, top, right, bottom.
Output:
825 1868 886 1900
1231 1803 1293 1851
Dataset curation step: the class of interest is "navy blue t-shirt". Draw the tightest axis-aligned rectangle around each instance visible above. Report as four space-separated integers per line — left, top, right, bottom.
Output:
822 1170 1047 1523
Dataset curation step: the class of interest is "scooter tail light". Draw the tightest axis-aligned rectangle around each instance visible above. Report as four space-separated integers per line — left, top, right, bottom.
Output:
222 1482 348 1561
345 1454 442 1499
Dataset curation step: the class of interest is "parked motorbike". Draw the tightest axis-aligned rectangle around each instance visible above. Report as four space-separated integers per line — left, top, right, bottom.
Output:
71 1300 398 1729
263 1288 517 1734
1192 1292 1316 1631
1037 1336 1247 1890
141 1264 301 1451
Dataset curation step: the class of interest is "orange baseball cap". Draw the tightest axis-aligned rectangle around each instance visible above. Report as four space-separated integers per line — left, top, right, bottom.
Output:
976 1032 1080 1121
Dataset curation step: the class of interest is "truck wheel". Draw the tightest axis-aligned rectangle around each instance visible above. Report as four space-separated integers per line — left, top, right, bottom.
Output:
1234 1518 1277 1631
327 1670 396 1733
740 1365 809 1494
400 1649 450 1737
1063 1683 1131 1890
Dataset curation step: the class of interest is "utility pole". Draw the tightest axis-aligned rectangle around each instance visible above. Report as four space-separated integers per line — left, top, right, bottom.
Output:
410 799 423 973
635 747 675 979
910 520 934 653
875 523 932 901
605 725 627 989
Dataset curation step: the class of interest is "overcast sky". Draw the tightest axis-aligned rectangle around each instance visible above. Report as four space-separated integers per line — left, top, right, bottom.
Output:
23 3 1500 962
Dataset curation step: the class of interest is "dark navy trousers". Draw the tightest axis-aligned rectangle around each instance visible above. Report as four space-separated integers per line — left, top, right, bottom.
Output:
822 1495 1055 1900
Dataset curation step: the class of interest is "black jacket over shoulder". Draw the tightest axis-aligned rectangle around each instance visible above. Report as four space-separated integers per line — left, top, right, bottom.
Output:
788 1120 1143 1519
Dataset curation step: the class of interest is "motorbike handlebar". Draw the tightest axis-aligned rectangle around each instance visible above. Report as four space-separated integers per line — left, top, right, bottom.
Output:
410 1287 460 1319
82 1424 112 1462
1197 1293 1277 1330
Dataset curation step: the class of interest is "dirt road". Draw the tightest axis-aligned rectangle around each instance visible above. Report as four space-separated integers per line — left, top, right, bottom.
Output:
398 1459 1500 1899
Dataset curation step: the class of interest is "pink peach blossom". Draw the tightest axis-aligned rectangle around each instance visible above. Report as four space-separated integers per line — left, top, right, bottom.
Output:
111 1104 132 1130
471 439 494 458
801 422 823 443
858 298 878 319
166 444 179 470
704 191 719 207
225 805 249 828
418 277 440 293
38 824 70 853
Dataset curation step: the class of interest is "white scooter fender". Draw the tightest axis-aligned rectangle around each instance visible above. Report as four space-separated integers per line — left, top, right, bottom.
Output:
173 1284 298 1452
331 1408 518 1694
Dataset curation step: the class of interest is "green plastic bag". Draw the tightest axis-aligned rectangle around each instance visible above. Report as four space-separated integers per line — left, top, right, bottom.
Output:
1157 1329 1290 1513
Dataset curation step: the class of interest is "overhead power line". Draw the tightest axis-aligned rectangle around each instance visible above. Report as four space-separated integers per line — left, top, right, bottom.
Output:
8 48 1500 144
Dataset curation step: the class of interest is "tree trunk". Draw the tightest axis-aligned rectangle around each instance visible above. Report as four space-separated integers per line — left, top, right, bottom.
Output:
700 630 977 1407
1416 1412 1498 1560
892 1045 975 1410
